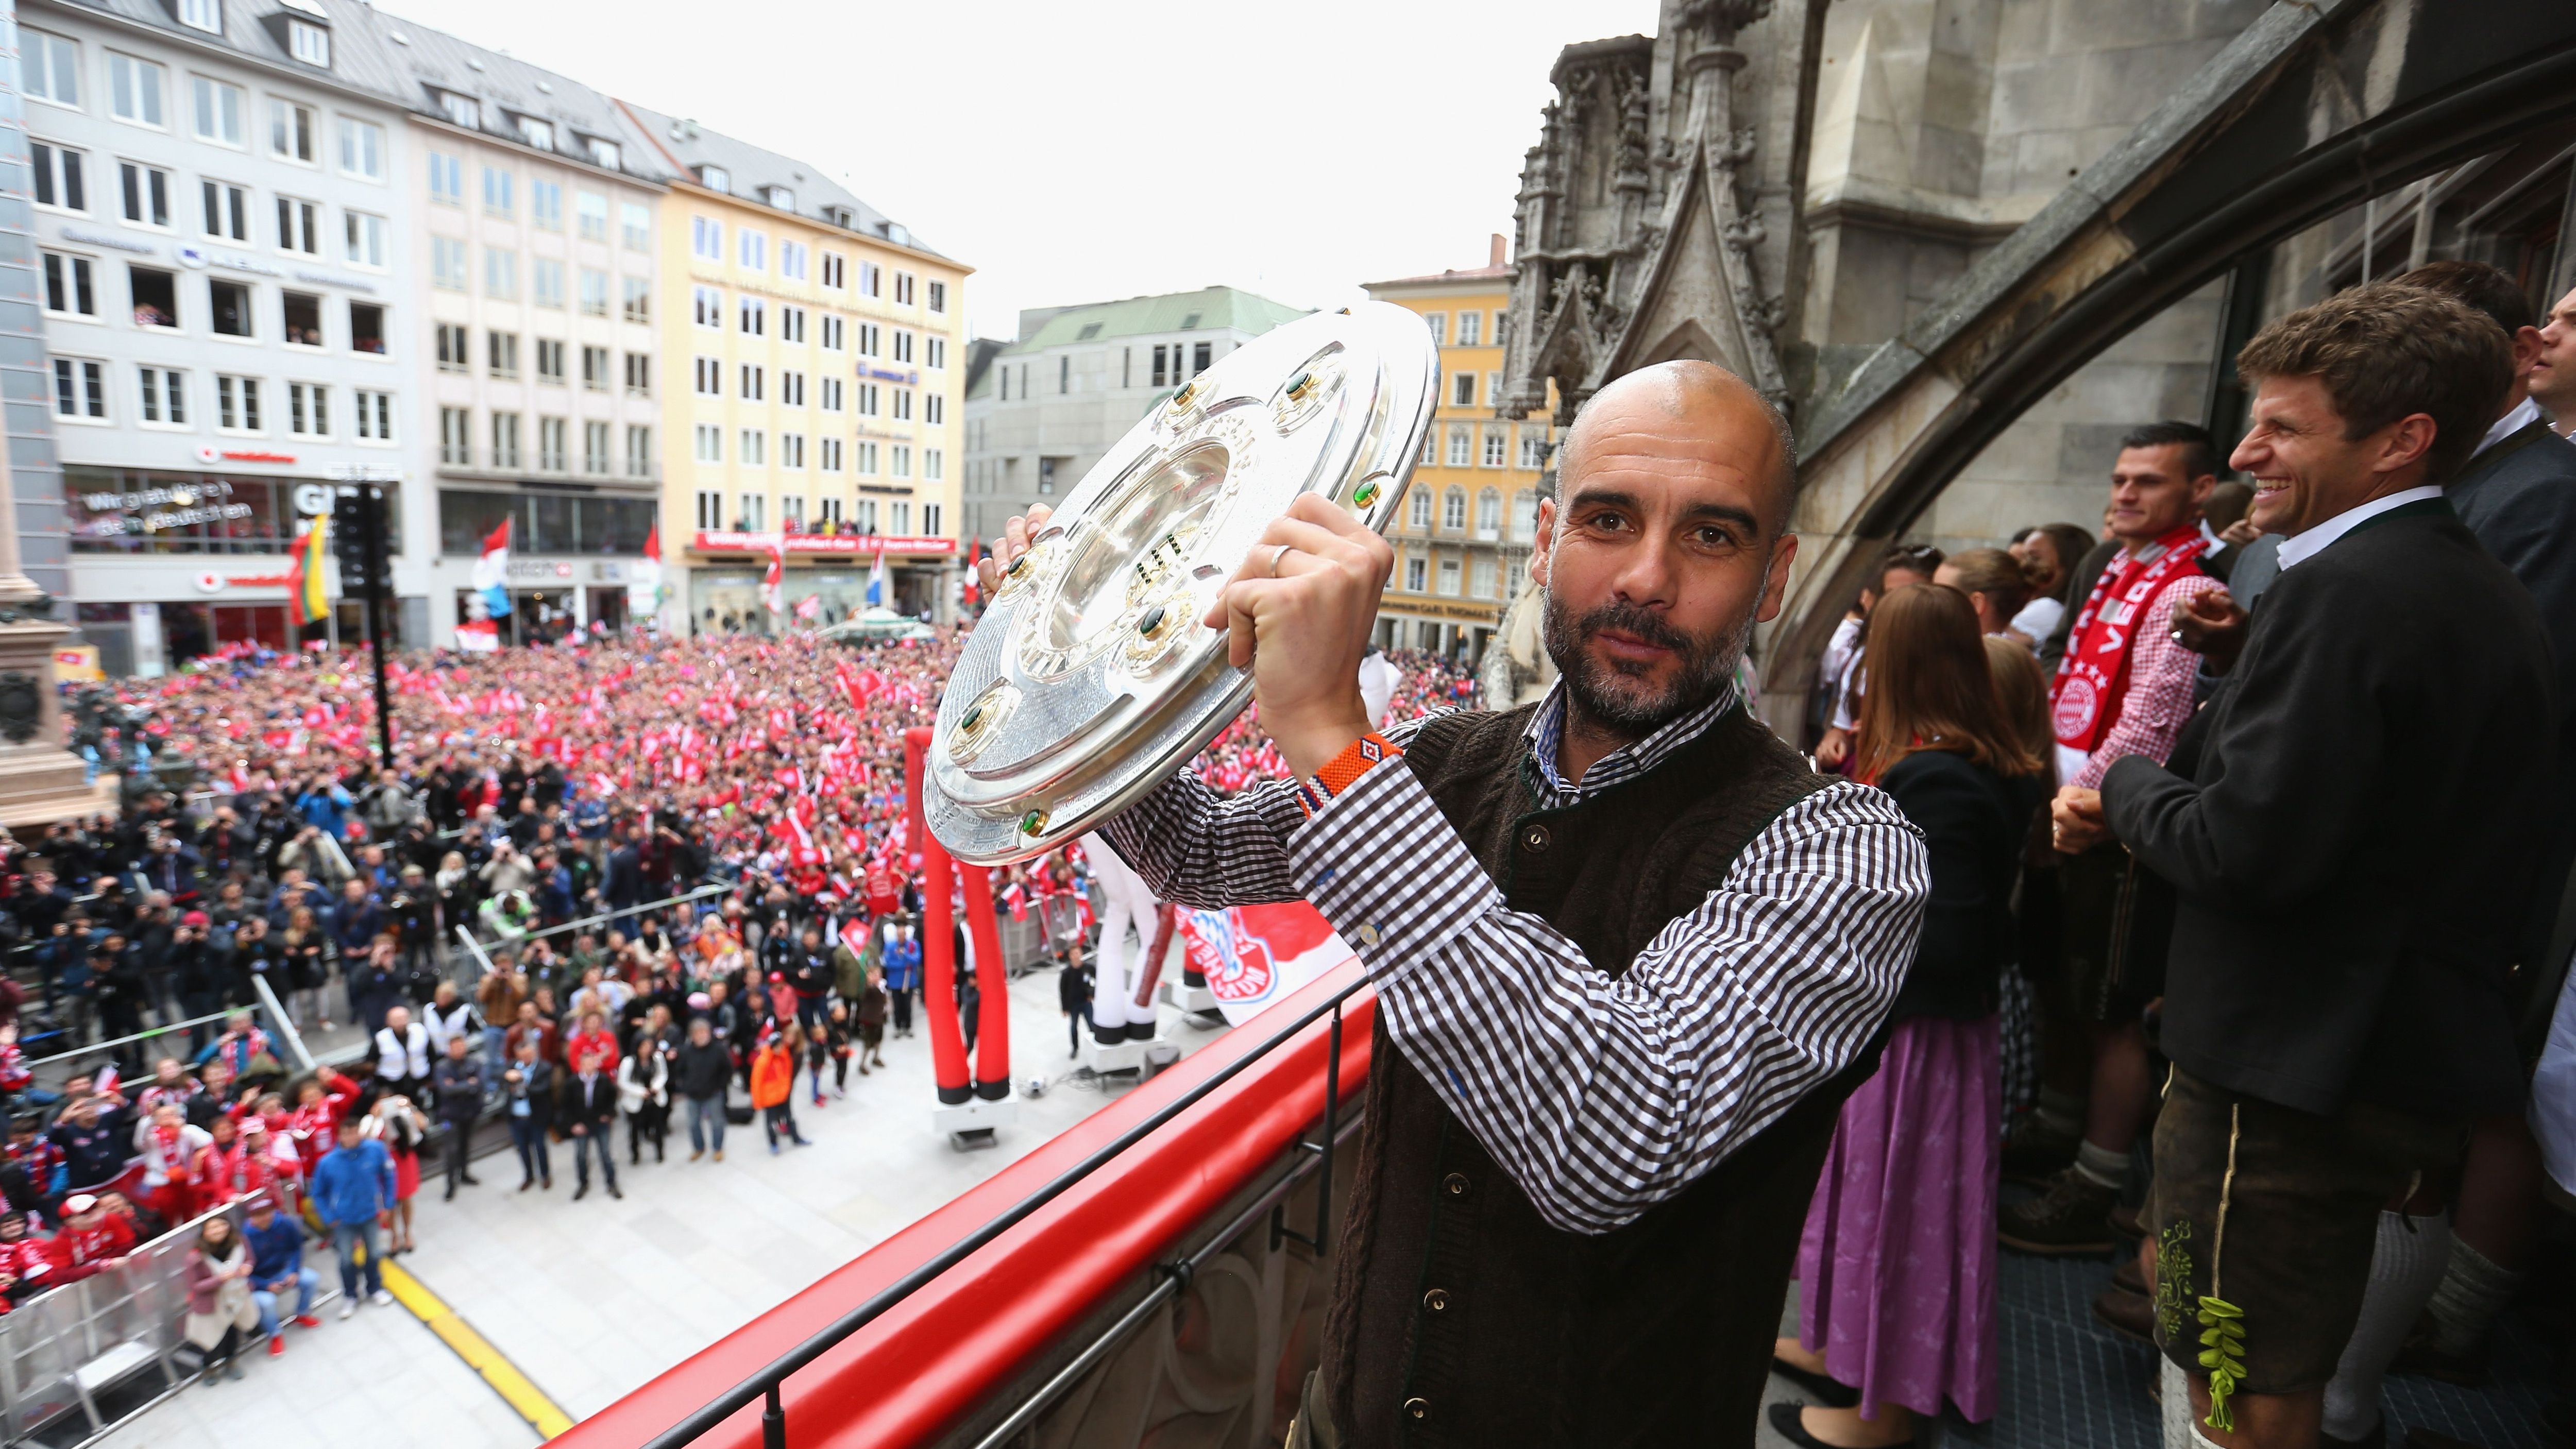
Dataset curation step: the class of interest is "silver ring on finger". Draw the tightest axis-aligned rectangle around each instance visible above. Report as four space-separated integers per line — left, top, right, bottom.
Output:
1265 543 1293 578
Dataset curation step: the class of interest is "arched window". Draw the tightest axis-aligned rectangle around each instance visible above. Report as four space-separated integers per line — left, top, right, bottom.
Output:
1510 490 1537 542
1409 487 1432 531
1476 489 1501 539
1443 487 1467 531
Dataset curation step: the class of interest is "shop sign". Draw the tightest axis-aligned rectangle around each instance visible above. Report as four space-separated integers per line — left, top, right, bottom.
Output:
1393 601 1503 622
58 226 156 256
176 244 282 278
79 479 255 537
196 445 298 467
860 366 919 385
691 532 954 557
291 267 377 295
507 560 577 581
191 572 292 594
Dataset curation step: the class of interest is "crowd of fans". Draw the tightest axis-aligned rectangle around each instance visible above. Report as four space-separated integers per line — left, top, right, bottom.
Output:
1774 264 2576 1449
0 619 1478 1391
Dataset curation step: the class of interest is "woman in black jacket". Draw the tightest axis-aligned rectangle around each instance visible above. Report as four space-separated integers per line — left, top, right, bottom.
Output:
1773 584 2040 1448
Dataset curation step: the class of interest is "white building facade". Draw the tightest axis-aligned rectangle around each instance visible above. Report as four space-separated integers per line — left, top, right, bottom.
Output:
27 0 421 675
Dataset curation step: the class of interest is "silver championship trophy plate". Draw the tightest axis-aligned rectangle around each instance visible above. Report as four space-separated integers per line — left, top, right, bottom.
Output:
925 302 1439 865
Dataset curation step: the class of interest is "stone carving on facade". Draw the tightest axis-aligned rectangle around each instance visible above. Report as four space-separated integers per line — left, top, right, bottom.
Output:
1500 1 1807 425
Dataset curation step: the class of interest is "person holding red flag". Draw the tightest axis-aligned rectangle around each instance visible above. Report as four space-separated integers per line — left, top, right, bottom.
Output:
2003 422 2227 1254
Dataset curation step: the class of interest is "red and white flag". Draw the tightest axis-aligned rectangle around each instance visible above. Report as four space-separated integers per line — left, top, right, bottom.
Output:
761 534 786 615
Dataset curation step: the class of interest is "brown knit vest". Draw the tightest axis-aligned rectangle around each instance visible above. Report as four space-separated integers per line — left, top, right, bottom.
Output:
1316 702 1876 1447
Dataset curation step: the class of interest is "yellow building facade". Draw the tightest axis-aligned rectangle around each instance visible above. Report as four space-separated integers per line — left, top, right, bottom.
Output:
1364 242 1555 663
634 113 969 631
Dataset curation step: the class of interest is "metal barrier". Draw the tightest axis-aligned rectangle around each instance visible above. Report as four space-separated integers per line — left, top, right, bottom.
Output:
0 1196 337 1444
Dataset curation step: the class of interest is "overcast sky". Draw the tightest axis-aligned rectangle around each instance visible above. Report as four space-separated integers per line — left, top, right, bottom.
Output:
378 0 1663 342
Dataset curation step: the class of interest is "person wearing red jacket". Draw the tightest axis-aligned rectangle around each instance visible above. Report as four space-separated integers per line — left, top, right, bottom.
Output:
0 1211 54 1302
283 1069 360 1175
46 1195 134 1284
189 1116 274 1216
562 1011 619 1077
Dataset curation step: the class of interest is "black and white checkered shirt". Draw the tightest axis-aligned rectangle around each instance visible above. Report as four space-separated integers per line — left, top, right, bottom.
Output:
1103 681 1928 1235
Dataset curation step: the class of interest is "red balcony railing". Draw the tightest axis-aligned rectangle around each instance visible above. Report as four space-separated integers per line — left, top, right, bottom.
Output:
560 966 1374 1449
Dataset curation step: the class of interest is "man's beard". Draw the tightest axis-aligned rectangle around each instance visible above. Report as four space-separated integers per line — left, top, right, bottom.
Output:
1541 590 1753 736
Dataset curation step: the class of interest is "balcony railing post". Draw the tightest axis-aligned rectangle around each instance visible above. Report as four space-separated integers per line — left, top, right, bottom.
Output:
764 1384 785 1449
1316 1001 1341 1251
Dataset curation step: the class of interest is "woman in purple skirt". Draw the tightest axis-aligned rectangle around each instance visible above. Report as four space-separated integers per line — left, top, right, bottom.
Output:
1772 584 2044 1447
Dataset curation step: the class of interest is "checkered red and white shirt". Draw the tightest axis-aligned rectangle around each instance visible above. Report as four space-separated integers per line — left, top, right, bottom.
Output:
1103 682 1928 1235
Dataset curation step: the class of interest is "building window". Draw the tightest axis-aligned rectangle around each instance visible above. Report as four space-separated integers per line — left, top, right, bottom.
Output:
30 142 88 212
535 338 566 383
781 370 805 407
202 181 249 241
575 418 604 474
891 445 912 479
269 100 315 163
890 272 912 305
855 499 877 532
821 253 845 289
739 364 764 402
781 434 805 470
780 241 807 281
1446 428 1470 468
625 426 652 478
436 324 469 372
926 336 948 371
26 30 78 107
925 395 944 425
108 54 166 127
582 345 609 391
353 389 393 441
491 412 522 469
482 165 513 217
623 278 652 325
779 306 806 344
431 237 466 291
532 258 565 310
1443 487 1466 531
856 441 878 474
736 493 764 530
349 301 385 354
894 331 916 366
924 503 943 538
927 280 946 314
516 115 553 151
287 381 330 437
924 448 943 482
1482 429 1505 468
1438 557 1461 596
483 248 517 300
209 280 251 337
137 366 185 425
857 323 880 357
624 352 652 397
860 261 881 298
435 90 476 128
739 430 765 466
691 216 720 260
1405 555 1427 592
287 19 329 67
1476 488 1501 538
821 377 844 412
217 374 262 432
41 252 95 317
338 117 384 180
1193 342 1211 373
779 495 804 529
1511 490 1537 542
1423 313 1446 345
588 136 620 169
119 163 171 228
1452 372 1477 407
530 179 563 231
738 230 765 270
1471 556 1497 600
820 438 843 471
694 425 721 464
345 211 387 268
890 501 911 534
1407 487 1432 532
891 388 912 422
131 265 177 329
739 297 765 336
281 290 322 347
1519 429 1547 470
694 356 721 396
487 331 519 379
700 165 731 194
192 78 248 149
697 491 723 530
440 406 469 464
693 286 722 328
536 417 567 472
579 268 608 317
621 201 649 251
276 196 320 254
428 151 461 204
1456 311 1482 347
817 497 841 526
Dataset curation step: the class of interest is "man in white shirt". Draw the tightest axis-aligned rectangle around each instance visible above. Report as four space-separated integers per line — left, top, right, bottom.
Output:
372 1004 431 1109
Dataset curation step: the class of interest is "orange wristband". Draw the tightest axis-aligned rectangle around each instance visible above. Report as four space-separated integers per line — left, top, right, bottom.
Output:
1296 732 1401 816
